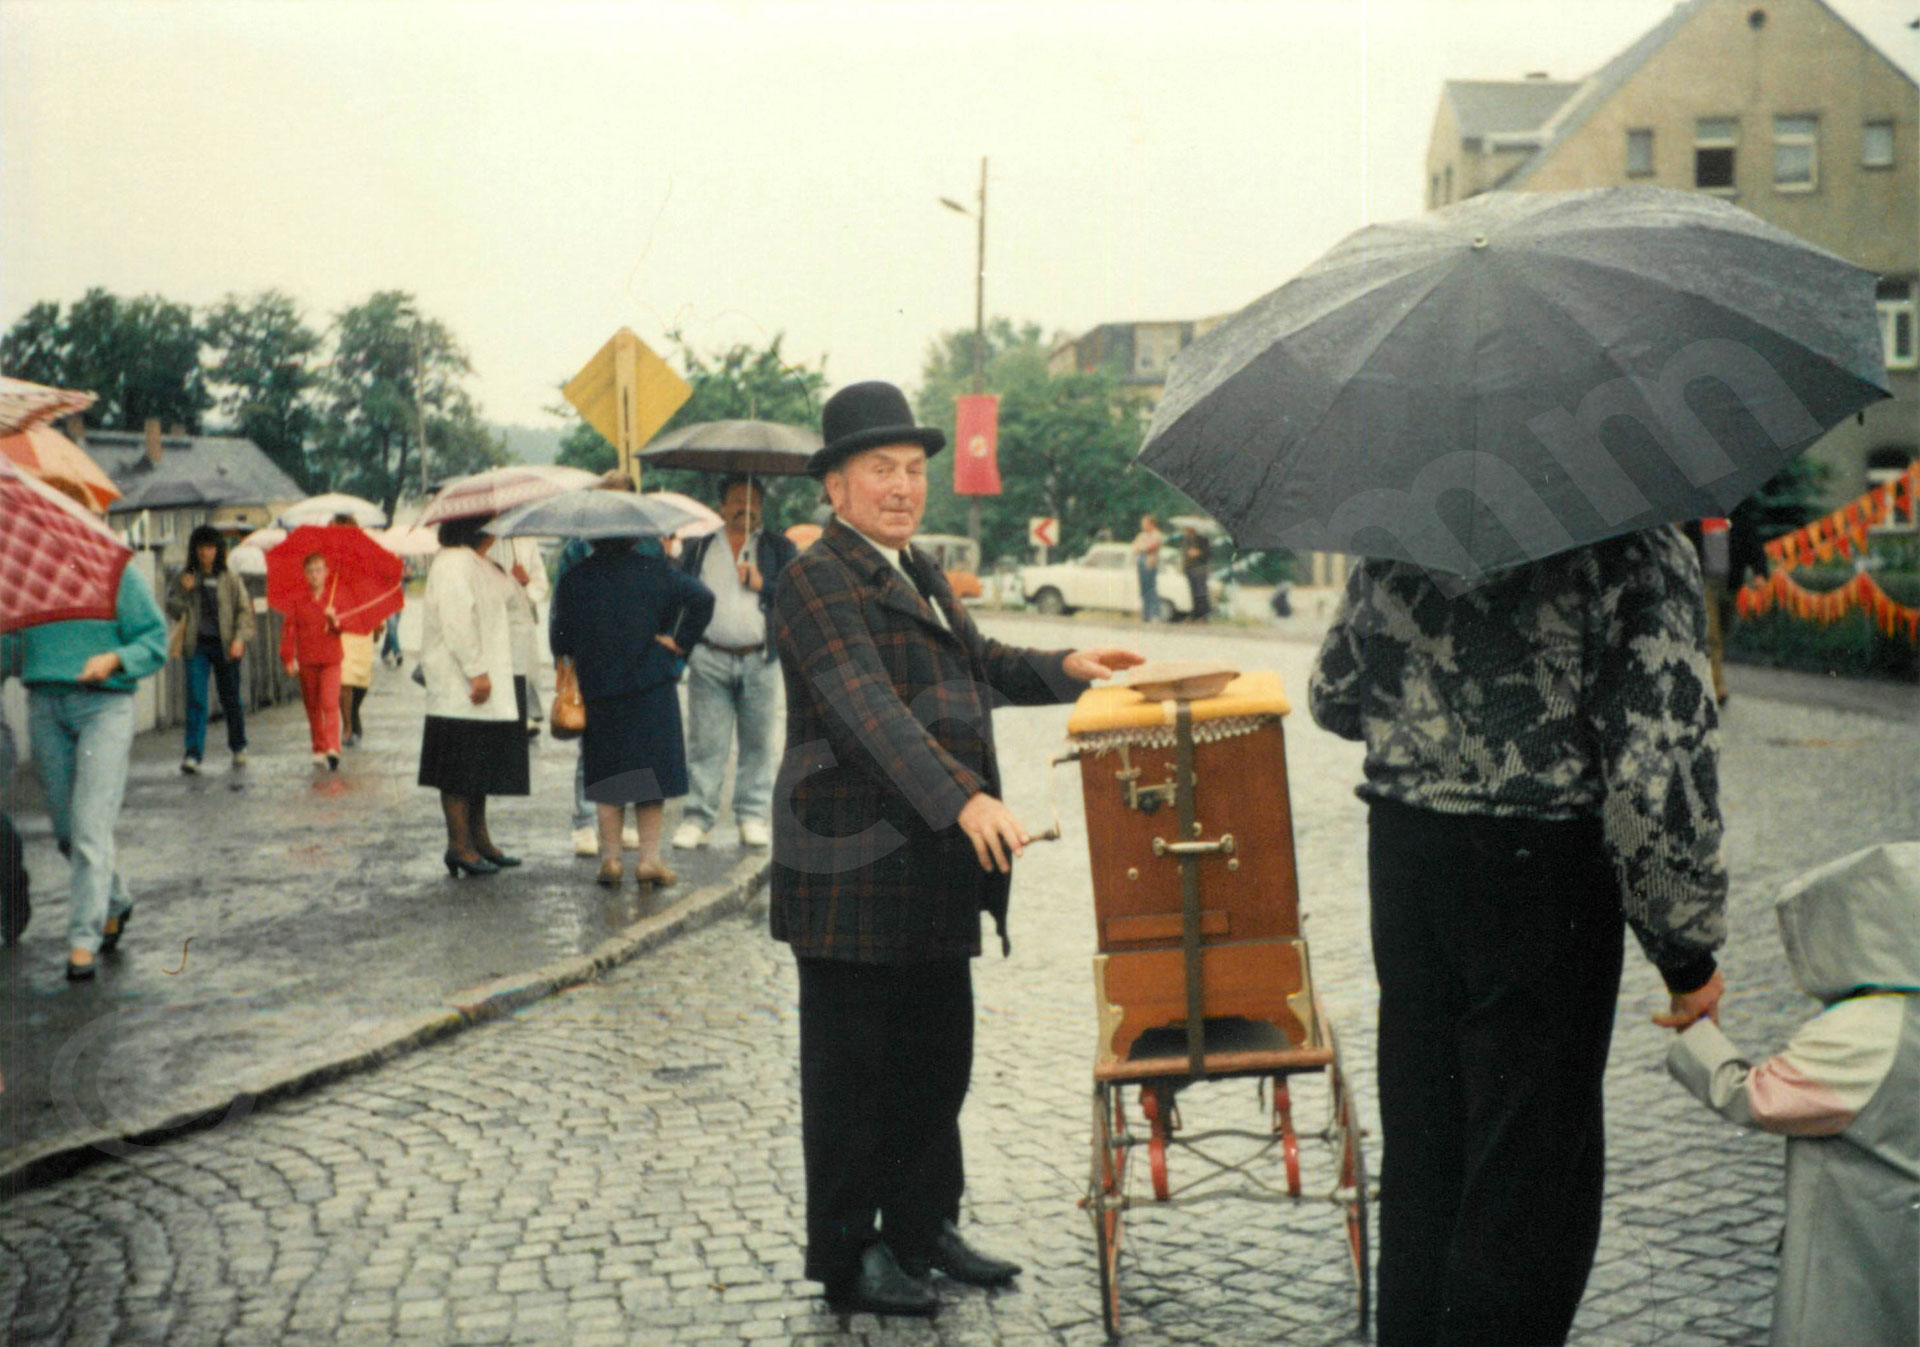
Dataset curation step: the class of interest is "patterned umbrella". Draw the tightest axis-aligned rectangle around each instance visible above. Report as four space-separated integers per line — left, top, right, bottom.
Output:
0 459 133 632
265 525 406 636
0 377 96 436
278 493 388 528
418 465 599 525
0 423 121 512
374 522 442 557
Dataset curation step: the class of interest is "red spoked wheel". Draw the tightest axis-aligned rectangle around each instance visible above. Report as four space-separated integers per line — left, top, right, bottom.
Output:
1272 1077 1303 1197
1140 1083 1175 1202
1328 1030 1371 1339
1087 1082 1130 1339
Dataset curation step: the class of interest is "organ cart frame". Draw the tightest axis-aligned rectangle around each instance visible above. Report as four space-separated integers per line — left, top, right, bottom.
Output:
1059 672 1371 1340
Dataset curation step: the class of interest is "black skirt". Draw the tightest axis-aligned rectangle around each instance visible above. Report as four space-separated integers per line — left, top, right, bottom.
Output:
418 711 530 797
582 681 686 805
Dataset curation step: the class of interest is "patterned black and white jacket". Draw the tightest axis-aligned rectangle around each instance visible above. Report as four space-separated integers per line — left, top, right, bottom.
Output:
1309 524 1727 991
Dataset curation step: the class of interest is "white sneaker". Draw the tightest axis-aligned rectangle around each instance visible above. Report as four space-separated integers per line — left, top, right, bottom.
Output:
311 753 327 768
180 756 201 775
739 818 771 848
571 826 598 857
231 750 248 769
621 826 640 850
671 821 709 851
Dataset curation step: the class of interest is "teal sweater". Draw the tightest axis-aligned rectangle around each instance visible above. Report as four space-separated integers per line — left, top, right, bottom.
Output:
1 565 169 693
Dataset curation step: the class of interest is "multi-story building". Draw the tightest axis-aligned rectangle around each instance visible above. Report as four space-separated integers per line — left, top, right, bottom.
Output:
1048 315 1233 405
1427 0 1918 509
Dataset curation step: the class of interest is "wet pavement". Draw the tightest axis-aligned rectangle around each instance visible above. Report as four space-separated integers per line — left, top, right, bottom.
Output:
1 660 768 1185
1 610 1915 1345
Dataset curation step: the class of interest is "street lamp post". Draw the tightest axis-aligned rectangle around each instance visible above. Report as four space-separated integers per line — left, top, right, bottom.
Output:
941 155 988 542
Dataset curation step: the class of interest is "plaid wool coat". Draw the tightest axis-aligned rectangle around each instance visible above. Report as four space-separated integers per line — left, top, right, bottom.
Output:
770 519 1085 963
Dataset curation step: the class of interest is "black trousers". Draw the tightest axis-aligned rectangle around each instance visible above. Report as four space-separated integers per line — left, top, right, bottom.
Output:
1368 798 1624 1347
795 956 973 1288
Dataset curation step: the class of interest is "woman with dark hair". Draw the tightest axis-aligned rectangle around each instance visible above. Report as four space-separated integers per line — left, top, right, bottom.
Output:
167 523 255 773
418 514 528 876
550 533 712 888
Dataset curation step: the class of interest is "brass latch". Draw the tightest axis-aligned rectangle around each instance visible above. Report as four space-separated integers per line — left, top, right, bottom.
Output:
1114 744 1181 815
1151 832 1235 859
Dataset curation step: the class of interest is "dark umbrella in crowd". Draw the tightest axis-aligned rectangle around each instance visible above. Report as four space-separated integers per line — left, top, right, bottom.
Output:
1138 185 1892 586
484 488 706 541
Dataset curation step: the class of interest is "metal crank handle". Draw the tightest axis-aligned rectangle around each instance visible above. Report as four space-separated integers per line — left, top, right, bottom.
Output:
1151 833 1235 858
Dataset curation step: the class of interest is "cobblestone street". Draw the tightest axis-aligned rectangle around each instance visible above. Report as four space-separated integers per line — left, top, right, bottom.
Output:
4 613 1915 1346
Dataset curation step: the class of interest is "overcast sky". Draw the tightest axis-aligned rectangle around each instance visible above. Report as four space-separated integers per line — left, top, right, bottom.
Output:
4 0 1915 428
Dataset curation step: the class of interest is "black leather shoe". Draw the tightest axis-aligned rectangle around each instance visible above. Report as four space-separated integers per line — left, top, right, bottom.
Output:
825 1244 937 1317
907 1221 1022 1287
99 908 133 953
479 850 522 868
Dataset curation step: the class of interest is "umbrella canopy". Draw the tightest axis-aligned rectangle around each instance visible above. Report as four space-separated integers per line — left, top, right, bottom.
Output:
642 490 724 539
374 522 442 557
637 419 820 477
418 465 599 525
484 489 704 541
278 493 388 528
265 525 406 635
1139 186 1892 585
0 376 96 436
0 459 134 632
0 423 121 512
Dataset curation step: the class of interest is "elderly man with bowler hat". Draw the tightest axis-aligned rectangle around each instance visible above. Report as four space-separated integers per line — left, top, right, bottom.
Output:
772 380 1142 1316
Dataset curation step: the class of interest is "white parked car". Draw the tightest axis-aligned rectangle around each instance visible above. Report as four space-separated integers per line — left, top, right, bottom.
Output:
1017 541 1220 618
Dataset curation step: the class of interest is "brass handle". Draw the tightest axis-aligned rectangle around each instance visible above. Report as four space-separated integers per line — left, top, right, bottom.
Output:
1151 832 1235 858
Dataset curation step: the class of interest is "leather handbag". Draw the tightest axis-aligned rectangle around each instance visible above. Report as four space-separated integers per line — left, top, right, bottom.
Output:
550 658 586 740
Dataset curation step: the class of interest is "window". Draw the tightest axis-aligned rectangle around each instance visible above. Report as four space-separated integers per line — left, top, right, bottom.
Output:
1863 119 1895 169
1879 280 1916 370
1626 129 1655 177
1867 448 1916 534
1694 117 1737 190
1773 115 1818 190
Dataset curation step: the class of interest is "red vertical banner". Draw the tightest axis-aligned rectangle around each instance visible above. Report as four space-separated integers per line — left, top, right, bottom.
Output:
953 394 1002 496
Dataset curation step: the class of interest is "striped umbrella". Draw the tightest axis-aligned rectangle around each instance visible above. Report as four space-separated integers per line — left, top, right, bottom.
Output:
418 465 599 525
0 422 120 512
0 377 96 436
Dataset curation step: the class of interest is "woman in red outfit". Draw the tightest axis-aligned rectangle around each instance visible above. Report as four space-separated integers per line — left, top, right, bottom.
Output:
281 553 344 769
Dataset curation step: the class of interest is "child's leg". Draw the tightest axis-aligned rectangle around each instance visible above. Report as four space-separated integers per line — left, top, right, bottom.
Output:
297 665 327 752
316 664 342 753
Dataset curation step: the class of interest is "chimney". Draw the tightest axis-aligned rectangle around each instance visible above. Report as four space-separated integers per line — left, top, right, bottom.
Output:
144 418 163 466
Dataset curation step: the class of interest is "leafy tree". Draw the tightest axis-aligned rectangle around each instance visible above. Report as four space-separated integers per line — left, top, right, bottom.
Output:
915 319 1198 564
201 290 322 489
0 289 210 431
553 332 828 532
310 291 507 513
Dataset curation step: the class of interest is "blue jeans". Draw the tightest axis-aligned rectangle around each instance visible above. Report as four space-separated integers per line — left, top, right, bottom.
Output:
572 749 593 831
1138 560 1162 622
682 645 781 830
183 641 247 760
28 685 136 953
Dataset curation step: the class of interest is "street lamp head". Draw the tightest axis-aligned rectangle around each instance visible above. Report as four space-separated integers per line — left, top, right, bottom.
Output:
938 197 972 216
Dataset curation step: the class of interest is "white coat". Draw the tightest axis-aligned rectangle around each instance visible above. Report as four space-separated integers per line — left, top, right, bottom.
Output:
1669 842 1919 1347
419 545 520 723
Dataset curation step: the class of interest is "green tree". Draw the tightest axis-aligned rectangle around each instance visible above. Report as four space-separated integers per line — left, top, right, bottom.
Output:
310 291 507 513
552 332 828 532
915 319 1197 564
1 289 210 431
201 290 322 490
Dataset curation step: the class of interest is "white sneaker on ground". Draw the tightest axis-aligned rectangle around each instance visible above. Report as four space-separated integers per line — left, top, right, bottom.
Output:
180 756 200 775
311 753 327 768
571 826 598 857
621 826 640 850
671 821 709 850
739 818 771 848
231 750 247 768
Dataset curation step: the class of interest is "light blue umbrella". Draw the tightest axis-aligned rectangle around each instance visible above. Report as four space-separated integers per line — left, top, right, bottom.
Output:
484 488 704 541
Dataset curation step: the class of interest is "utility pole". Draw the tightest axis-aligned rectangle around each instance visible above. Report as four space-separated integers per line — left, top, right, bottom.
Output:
942 156 990 543
412 323 431 499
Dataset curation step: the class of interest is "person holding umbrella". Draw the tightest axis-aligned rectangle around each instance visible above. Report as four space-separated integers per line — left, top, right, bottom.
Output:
167 523 255 773
418 515 527 876
279 553 345 770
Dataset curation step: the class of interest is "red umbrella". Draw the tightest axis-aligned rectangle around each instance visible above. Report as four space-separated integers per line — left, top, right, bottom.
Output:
0 458 133 632
266 525 405 635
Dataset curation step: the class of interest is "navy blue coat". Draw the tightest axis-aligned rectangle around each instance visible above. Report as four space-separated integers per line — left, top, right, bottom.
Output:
550 548 714 700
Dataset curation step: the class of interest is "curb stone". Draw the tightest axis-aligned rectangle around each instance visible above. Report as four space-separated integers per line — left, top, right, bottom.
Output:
0 852 770 1197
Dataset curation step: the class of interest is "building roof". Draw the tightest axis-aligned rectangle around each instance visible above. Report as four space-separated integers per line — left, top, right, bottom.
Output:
86 430 305 514
1442 79 1582 140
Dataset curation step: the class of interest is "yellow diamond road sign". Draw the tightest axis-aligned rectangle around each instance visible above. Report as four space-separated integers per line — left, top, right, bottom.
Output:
563 329 692 478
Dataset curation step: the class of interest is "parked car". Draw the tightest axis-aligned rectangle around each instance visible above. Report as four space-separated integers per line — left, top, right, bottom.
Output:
913 533 984 600
1016 541 1219 618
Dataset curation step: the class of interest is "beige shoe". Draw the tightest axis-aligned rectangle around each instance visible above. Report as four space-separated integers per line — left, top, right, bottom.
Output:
670 821 708 850
635 861 677 888
571 826 598 857
621 825 641 850
739 818 771 848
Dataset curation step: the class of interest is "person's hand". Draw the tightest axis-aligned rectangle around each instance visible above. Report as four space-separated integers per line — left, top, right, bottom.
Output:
228 640 245 662
1652 969 1726 1030
283 662 298 678
655 635 684 657
468 673 492 705
957 792 1029 873
1062 647 1147 682
179 572 197 591
511 562 531 586
738 560 763 592
76 653 122 684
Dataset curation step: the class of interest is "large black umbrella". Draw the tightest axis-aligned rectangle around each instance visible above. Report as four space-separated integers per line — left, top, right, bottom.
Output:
1139 186 1890 585
638 419 820 477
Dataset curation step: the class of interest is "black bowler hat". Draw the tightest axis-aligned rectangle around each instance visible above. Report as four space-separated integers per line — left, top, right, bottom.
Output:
807 381 947 478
